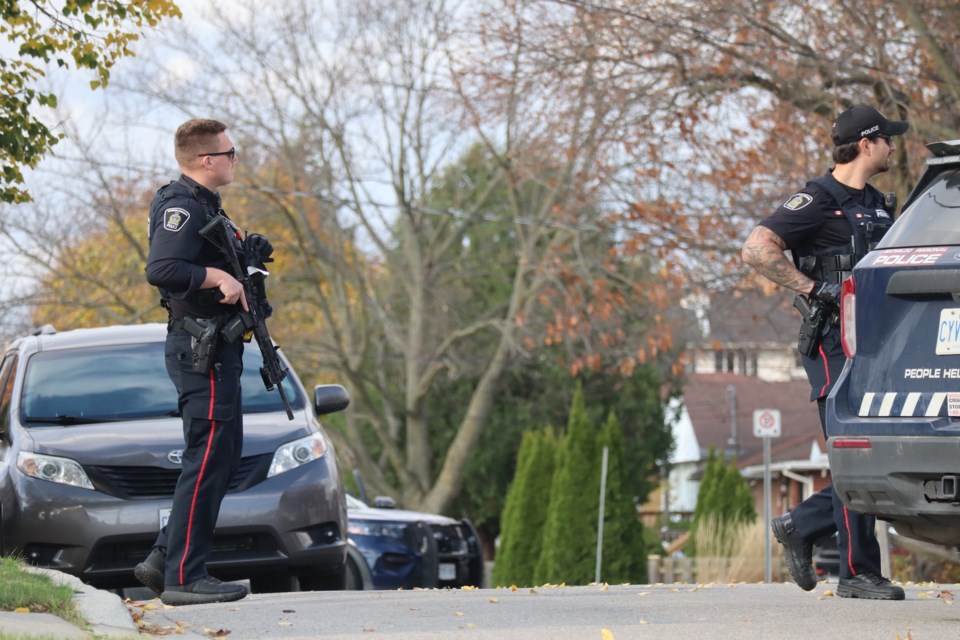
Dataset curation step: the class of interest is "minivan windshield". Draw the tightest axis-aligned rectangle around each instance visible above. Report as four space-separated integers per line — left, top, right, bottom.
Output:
21 341 303 425
878 167 960 248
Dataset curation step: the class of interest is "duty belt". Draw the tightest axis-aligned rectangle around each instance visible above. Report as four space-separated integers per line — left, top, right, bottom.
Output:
168 315 232 334
798 252 857 284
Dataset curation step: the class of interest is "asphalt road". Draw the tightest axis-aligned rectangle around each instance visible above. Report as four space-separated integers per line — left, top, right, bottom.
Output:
127 581 956 640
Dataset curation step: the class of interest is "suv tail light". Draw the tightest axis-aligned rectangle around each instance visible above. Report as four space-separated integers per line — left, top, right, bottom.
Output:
840 276 856 357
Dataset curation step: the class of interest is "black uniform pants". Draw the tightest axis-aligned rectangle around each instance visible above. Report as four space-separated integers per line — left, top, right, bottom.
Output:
793 326 881 579
153 329 244 586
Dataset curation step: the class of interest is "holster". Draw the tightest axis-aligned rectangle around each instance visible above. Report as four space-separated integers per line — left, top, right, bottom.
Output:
172 316 221 373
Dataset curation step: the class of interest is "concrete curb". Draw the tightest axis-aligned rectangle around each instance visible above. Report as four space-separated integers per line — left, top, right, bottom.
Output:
22 567 140 639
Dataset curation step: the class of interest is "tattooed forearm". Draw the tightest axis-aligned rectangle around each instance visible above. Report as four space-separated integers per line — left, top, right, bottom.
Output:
741 226 815 294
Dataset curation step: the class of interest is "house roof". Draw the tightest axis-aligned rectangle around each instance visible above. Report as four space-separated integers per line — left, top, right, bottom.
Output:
679 372 823 467
703 289 797 345
674 288 798 347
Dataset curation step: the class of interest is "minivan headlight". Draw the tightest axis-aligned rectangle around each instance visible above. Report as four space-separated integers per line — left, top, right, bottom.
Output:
17 452 94 490
267 432 327 478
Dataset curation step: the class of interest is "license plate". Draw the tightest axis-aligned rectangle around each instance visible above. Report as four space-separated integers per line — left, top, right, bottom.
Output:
936 309 960 355
439 563 456 581
159 508 171 530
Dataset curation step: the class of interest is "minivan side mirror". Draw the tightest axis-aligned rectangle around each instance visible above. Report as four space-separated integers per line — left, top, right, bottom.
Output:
314 384 350 416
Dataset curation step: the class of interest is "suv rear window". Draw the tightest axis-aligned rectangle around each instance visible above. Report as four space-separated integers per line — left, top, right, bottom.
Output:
879 166 960 248
21 342 303 425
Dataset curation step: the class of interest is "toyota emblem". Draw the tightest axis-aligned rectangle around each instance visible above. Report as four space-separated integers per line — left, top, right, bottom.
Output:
167 450 183 464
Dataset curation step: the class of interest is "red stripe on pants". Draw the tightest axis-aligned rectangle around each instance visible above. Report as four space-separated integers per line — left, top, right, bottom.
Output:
178 368 218 585
843 505 857 576
818 342 831 398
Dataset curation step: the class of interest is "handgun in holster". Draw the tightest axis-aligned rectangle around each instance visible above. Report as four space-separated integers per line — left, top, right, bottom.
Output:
180 317 220 373
793 294 829 358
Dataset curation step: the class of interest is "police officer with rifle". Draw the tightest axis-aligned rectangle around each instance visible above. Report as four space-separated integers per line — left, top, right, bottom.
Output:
742 104 907 600
135 119 282 606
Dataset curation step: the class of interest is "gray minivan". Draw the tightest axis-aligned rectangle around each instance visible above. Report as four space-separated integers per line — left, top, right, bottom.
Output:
0 323 348 592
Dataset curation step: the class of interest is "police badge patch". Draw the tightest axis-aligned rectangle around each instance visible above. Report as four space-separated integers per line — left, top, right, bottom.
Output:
783 193 813 211
163 208 190 232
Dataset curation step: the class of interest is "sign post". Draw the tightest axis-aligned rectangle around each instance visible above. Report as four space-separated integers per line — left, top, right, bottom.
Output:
753 409 781 583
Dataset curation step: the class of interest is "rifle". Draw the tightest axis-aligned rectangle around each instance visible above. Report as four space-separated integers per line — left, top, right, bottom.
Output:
199 214 294 420
792 294 829 358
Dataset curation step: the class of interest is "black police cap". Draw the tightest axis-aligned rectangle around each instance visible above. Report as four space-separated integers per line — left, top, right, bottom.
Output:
831 104 908 146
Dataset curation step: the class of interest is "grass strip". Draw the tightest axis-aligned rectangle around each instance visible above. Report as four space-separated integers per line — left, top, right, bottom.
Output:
0 556 85 628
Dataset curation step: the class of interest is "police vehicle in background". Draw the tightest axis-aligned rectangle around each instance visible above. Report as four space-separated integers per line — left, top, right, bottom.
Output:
827 139 960 547
344 493 484 590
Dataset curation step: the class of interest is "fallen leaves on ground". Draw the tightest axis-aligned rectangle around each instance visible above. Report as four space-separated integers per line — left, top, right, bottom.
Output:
601 629 615 640
127 602 192 636
202 627 231 638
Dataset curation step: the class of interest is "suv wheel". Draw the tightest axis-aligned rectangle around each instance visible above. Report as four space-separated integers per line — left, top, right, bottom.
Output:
344 556 363 590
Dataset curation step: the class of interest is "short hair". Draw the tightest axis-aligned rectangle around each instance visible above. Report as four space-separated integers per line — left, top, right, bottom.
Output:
832 140 861 165
174 119 228 167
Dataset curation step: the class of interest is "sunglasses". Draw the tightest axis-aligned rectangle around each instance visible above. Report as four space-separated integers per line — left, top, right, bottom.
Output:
871 135 892 145
198 146 236 160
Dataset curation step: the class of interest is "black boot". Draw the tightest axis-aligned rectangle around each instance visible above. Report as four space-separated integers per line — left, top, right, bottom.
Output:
161 576 248 606
838 573 905 600
771 514 817 591
133 548 165 597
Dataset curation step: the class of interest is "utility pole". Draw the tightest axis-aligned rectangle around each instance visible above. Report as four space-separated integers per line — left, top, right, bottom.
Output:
727 384 739 457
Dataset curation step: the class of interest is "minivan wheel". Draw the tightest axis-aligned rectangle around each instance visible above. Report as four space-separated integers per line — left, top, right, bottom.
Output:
250 572 296 594
298 564 346 591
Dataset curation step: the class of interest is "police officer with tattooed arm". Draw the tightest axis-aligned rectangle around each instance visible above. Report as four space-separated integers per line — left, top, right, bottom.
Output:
742 105 907 600
134 119 274 606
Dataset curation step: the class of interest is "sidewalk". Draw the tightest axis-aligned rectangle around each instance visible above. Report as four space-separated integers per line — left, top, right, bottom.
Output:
0 568 139 639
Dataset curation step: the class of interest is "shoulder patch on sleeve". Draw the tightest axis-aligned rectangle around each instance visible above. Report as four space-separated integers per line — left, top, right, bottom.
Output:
162 208 191 232
783 193 813 211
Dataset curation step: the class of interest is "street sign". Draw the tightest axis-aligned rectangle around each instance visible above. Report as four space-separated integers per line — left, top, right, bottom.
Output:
753 408 781 438
753 407 781 583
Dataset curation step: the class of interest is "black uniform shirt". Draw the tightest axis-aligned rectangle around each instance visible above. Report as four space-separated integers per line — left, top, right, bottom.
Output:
146 175 234 319
759 171 885 256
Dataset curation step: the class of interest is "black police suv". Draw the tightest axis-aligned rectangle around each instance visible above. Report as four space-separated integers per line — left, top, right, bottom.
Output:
343 494 484 590
827 139 960 547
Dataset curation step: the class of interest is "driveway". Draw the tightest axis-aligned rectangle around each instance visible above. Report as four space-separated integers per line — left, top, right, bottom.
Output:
128 581 951 639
